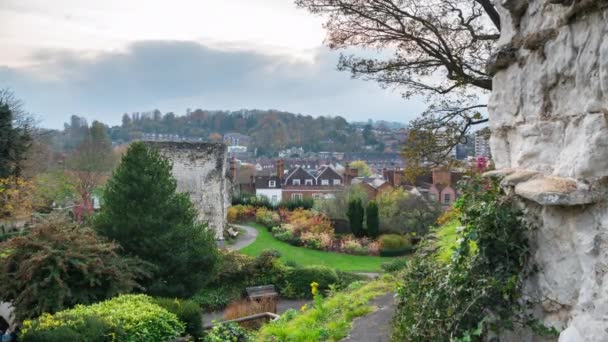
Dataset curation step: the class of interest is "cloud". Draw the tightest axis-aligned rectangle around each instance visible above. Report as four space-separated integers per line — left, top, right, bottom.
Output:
0 41 427 128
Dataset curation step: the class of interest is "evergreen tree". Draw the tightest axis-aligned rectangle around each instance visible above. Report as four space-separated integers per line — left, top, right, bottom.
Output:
0 103 31 178
366 201 380 238
347 198 365 238
95 142 218 297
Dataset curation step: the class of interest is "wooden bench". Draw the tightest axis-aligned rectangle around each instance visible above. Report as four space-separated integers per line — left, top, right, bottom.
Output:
227 227 239 238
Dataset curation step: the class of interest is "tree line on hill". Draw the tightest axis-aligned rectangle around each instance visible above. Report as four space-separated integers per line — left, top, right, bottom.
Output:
108 109 380 155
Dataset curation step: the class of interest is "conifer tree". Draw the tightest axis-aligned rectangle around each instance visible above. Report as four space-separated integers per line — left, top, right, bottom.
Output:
366 201 380 239
95 142 218 297
347 198 365 238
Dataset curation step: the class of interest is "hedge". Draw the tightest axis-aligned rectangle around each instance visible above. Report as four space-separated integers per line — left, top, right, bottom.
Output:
281 265 339 299
21 295 184 342
379 245 416 257
153 297 202 339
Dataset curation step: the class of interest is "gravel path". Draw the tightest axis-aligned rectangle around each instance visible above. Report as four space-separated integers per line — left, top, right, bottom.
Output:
226 224 259 251
341 293 396 342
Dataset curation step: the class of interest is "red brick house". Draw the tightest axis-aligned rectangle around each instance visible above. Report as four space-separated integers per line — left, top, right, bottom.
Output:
282 165 344 200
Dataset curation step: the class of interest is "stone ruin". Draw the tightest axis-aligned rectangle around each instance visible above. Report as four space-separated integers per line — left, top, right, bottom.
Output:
488 1 608 340
145 141 230 240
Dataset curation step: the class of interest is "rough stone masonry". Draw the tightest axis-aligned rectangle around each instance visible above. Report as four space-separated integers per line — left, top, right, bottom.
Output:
146 141 230 240
488 1 608 341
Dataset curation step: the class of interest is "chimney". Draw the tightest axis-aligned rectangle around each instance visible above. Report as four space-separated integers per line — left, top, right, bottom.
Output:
230 156 237 181
276 159 285 181
344 163 359 186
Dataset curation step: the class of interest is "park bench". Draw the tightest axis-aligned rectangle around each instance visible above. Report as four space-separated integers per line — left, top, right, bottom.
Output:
227 226 239 238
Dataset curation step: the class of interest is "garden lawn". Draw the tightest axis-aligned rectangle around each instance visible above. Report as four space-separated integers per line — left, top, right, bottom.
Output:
239 223 387 272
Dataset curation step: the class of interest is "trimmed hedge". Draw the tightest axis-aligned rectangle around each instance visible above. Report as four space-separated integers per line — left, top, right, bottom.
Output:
21 295 184 342
153 298 202 339
379 246 416 257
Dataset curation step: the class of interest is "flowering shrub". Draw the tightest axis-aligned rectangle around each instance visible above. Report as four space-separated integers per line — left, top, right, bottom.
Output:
255 207 280 227
227 205 256 223
340 236 368 255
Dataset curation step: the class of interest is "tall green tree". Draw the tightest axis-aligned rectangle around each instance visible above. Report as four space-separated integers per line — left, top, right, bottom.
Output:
0 102 31 178
95 142 219 297
347 198 365 238
366 201 380 239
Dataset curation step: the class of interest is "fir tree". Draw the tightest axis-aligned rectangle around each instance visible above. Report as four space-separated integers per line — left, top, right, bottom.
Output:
366 201 380 238
347 198 365 238
95 142 218 297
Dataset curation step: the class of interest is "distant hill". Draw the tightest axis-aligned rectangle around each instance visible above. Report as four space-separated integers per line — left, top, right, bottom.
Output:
109 109 382 156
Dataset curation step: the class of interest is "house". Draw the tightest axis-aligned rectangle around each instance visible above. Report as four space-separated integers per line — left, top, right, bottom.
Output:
254 175 282 204
282 164 344 200
381 168 463 208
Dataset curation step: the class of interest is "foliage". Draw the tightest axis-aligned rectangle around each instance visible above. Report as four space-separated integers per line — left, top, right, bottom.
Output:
32 171 75 212
224 298 277 329
381 258 409 273
204 322 251 342
348 160 372 177
240 223 387 272
153 297 203 339
347 198 365 238
228 205 257 223
314 183 369 220
192 286 242 312
21 294 184 342
0 219 148 320
0 94 32 178
281 265 339 299
232 195 315 211
391 176 547 340
66 120 116 221
0 177 33 221
365 201 379 238
110 109 368 156
20 316 123 342
95 142 219 298
378 234 411 250
257 277 396 341
376 188 442 235
255 207 281 228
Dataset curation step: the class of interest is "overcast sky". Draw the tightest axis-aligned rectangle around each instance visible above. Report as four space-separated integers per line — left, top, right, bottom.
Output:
1 0 427 129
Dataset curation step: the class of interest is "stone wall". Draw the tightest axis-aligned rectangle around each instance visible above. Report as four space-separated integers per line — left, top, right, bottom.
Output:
488 1 608 341
146 142 230 239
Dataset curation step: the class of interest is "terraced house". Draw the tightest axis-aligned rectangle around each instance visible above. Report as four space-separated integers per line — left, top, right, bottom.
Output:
281 165 345 201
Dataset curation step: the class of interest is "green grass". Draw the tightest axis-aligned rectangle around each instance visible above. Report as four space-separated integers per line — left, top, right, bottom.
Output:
435 219 477 263
240 223 387 272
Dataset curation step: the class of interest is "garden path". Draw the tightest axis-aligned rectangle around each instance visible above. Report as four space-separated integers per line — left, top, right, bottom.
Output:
227 224 259 251
341 292 396 342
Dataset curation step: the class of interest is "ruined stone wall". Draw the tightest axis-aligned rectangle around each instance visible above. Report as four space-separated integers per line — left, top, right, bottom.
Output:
488 1 608 340
146 142 229 239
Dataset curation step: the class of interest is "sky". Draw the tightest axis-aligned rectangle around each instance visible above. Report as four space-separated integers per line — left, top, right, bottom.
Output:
0 0 427 129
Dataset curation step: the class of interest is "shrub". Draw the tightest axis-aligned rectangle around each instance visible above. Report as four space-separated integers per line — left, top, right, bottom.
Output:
21 294 184 342
192 286 242 312
381 258 409 273
277 198 314 210
379 246 416 257
281 266 339 299
340 235 368 255
379 234 411 249
255 207 280 227
21 316 123 342
347 198 365 238
95 142 219 298
0 219 148 320
204 322 251 342
153 298 203 339
335 271 369 288
272 225 301 245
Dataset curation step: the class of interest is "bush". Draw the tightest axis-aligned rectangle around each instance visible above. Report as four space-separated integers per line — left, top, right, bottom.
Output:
21 316 123 342
255 207 281 227
379 246 416 257
335 271 369 288
347 198 365 238
281 266 339 299
153 298 202 339
21 294 184 342
381 258 409 273
204 322 251 342
366 201 380 238
277 198 314 210
95 142 219 298
0 219 148 320
378 234 411 249
272 225 301 245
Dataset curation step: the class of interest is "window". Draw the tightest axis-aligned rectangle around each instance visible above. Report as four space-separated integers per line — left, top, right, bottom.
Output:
293 179 301 186
271 195 278 204
333 179 341 185
305 179 313 185
292 193 303 201
313 193 322 199
321 179 329 186
444 193 451 204
269 180 276 188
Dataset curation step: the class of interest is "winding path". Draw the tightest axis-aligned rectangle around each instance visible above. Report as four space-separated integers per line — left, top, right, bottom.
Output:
226 224 259 251
341 293 397 342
